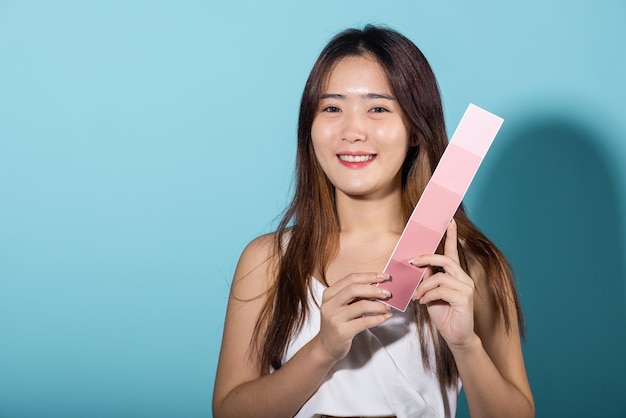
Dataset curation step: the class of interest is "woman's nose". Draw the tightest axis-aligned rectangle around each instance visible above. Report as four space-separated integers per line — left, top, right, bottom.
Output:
341 111 367 143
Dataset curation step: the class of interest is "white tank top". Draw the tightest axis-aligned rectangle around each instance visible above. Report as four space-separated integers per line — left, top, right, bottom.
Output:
281 279 459 418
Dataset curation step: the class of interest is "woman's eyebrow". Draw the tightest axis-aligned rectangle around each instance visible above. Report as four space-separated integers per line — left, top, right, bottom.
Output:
319 93 396 100
363 93 395 100
320 93 345 100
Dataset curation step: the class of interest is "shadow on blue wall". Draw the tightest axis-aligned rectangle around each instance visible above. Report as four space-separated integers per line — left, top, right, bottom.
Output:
457 113 626 417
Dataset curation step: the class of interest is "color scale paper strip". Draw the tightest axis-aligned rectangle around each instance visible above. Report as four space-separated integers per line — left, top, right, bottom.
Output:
379 103 503 311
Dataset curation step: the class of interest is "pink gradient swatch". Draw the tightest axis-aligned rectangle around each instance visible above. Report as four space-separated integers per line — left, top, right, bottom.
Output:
379 103 504 311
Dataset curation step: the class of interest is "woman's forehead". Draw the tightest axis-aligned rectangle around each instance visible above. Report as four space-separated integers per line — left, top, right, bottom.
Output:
320 55 393 96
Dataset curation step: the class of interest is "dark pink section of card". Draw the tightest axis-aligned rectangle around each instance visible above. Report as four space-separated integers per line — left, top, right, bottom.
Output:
379 258 427 311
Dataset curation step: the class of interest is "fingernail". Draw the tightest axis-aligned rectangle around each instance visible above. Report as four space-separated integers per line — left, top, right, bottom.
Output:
377 273 390 280
380 289 391 298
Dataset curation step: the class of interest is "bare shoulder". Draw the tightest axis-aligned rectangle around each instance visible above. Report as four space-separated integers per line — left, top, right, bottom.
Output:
214 232 280 407
231 232 279 301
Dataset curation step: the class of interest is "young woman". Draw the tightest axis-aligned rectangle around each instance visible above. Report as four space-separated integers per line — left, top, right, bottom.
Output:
213 25 534 418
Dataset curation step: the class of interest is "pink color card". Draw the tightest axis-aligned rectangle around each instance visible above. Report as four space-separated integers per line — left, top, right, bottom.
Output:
379 103 504 311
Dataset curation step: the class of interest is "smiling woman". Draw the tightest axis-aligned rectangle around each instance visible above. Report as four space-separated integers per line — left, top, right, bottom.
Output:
311 55 409 201
212 25 534 418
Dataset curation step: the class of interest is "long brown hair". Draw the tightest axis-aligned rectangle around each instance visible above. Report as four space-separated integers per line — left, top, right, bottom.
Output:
253 25 524 388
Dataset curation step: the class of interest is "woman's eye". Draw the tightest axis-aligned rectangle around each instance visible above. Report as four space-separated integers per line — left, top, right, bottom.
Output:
323 106 340 113
371 106 389 113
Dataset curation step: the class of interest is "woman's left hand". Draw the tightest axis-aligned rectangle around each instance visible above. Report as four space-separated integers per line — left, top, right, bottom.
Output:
410 219 477 350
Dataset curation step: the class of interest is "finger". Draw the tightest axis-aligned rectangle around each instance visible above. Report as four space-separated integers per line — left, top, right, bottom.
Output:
410 252 474 291
323 273 391 304
322 299 392 331
340 309 394 335
418 284 473 306
410 254 465 279
342 299 393 320
417 272 472 292
417 272 473 298
413 271 473 300
412 266 432 300
444 219 460 264
419 287 460 306
324 272 389 297
422 266 434 280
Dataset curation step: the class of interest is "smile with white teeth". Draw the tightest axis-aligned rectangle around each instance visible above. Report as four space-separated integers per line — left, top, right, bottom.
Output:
338 154 375 163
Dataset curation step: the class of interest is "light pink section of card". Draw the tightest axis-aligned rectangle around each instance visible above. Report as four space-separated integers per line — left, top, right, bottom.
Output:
452 103 504 156
431 144 483 196
409 183 463 235
379 103 503 311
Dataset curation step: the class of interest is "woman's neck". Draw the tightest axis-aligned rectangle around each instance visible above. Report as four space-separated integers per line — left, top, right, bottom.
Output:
335 190 405 237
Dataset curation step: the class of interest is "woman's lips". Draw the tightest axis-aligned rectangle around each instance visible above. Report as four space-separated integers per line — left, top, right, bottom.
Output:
337 153 377 167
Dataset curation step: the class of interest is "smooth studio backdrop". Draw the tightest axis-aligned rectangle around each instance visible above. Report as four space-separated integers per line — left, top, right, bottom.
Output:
1 1 625 417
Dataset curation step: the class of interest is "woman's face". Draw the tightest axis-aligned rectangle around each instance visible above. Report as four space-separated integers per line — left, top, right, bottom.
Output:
311 54 410 201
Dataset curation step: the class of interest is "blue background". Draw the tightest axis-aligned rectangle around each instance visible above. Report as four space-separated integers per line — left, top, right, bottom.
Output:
1 1 625 417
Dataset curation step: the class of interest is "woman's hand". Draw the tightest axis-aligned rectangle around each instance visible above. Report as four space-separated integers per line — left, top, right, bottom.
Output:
315 273 393 363
411 219 477 351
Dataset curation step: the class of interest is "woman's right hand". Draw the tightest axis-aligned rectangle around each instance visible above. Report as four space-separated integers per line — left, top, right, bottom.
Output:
315 273 393 362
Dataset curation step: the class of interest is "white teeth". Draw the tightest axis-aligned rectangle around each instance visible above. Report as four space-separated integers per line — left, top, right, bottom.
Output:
338 154 374 163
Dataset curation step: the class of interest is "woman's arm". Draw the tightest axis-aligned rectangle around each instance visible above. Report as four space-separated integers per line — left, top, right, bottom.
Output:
212 234 393 418
412 220 535 418
450 273 534 418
